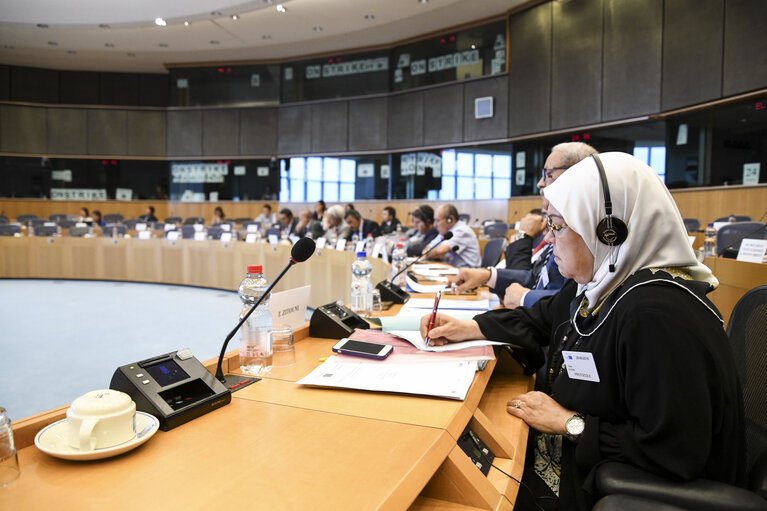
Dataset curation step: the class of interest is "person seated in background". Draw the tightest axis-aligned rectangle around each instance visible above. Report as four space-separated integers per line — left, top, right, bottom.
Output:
421 152 745 511
255 204 277 228
211 206 225 224
452 141 596 308
322 204 346 241
345 203 356 215
278 208 299 237
91 210 105 227
423 204 480 268
78 207 90 222
380 206 401 235
296 208 323 239
406 205 438 257
139 206 157 223
342 209 380 241
313 200 326 221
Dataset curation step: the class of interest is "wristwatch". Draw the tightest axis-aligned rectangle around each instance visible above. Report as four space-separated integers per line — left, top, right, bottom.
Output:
514 230 528 241
565 413 585 442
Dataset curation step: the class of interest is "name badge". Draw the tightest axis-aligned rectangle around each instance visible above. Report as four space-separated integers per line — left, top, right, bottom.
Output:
561 351 600 382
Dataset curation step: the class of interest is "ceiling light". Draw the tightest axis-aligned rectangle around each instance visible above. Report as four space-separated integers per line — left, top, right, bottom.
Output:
418 0 428 3
155 18 166 26
67 50 76 54
210 40 220 45
262 35 272 39
211 11 222 16
364 14 375 20
37 24 49 28
313 26 323 31
105 43 115 47
263 0 274 4
184 21 190 26
127 52 136 57
99 24 110 29
231 14 239 20
47 41 58 46
471 44 476 49
158 43 168 47
4 45 14 50
276 4 286 13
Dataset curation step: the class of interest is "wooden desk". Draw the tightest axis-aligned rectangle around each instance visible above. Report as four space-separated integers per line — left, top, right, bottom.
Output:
705 256 767 326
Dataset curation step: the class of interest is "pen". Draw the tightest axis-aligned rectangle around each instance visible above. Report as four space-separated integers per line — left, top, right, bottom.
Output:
425 290 441 346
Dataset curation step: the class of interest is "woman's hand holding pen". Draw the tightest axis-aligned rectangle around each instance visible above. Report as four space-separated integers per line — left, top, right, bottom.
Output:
419 314 484 346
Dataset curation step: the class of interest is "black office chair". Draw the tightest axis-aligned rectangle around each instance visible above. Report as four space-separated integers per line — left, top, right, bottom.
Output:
103 213 124 223
0 224 21 236
33 225 59 236
0 215 9 224
30 218 48 228
682 218 700 233
593 285 767 511
68 226 90 237
716 222 767 257
183 217 205 225
484 222 509 239
49 213 69 223
181 225 197 239
16 214 38 224
151 221 166 231
165 216 182 225
57 219 77 229
207 226 223 240
101 224 127 237
233 218 252 225
715 215 752 223
458 213 471 223
241 221 261 233
265 227 281 239
123 218 139 229
480 238 505 267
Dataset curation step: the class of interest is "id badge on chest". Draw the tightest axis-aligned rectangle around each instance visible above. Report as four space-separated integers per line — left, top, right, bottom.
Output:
561 351 600 382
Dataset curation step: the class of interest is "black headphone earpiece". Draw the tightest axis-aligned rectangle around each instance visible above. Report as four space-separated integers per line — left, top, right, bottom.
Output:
591 154 628 248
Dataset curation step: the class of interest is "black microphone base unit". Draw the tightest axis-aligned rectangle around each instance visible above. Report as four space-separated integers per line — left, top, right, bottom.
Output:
110 349 232 431
376 280 410 304
310 301 369 339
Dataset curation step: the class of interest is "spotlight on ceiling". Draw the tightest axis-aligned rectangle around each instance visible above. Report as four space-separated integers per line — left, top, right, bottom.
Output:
155 18 167 26
37 24 49 28
231 14 239 20
99 24 110 29
276 4 287 13
184 21 190 26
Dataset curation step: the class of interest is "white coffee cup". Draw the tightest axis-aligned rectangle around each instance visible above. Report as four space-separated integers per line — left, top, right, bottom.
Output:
66 390 137 451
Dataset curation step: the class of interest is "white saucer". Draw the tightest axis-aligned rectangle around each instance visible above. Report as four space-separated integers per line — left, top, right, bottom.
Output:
34 411 160 461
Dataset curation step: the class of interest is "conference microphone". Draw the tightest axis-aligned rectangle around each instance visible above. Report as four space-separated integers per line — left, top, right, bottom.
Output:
215 237 316 386
376 231 454 304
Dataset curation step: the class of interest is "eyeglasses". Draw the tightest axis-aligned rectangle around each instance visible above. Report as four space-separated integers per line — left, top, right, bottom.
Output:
541 166 569 182
546 216 568 237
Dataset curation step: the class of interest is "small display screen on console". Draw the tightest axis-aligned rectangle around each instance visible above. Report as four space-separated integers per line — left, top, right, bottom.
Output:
145 359 190 387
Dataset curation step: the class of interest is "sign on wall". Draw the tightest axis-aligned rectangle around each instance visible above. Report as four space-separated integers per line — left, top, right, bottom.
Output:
51 188 107 200
171 163 228 183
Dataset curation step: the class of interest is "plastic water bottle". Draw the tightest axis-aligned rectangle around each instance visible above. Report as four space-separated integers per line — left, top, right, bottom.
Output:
0 407 20 487
351 232 359 251
238 265 273 375
350 252 374 316
703 223 717 257
391 242 407 287
364 234 375 255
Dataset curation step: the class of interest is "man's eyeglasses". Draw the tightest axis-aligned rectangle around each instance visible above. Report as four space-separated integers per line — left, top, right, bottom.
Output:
546 216 568 237
541 166 569 182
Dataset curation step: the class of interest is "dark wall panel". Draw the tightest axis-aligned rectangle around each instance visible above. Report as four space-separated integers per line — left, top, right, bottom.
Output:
0 65 10 101
423 83 463 146
60 71 100 105
348 97 387 152
100 72 140 106
10 66 59 104
127 110 166 156
139 74 169 107
277 105 311 155
202 109 239 156
167 110 202 156
87 109 127 155
602 0 662 121
662 0 724 110
0 105 46 153
387 91 423 149
551 0 603 129
508 3 552 137
464 76 508 142
311 101 348 153
239 108 277 155
723 0 767 96
47 108 87 154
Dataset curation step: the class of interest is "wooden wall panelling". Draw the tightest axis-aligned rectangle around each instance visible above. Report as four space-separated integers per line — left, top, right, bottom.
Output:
87 109 128 155
669 184 767 226
722 0 767 97
278 104 312 155
348 97 388 152
127 110 166 156
46 108 88 155
463 76 508 143
239 107 278 156
508 2 552 137
387 91 424 149
202 109 239 156
0 104 46 154
311 101 349 153
662 0 724 110
422 83 464 147
602 0 662 121
166 109 202 156
551 0 603 130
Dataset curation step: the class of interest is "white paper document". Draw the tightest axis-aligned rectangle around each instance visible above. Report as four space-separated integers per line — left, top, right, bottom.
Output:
296 358 478 400
405 274 450 294
402 297 490 311
377 311 504 352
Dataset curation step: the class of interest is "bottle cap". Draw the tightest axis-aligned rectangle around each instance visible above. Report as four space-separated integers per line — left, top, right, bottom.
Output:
247 264 263 274
356 252 366 257
396 243 403 248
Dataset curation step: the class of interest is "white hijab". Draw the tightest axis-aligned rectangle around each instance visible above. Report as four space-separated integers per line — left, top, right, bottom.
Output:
543 152 717 310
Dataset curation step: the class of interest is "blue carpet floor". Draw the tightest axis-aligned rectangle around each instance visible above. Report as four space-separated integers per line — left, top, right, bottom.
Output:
0 279 243 422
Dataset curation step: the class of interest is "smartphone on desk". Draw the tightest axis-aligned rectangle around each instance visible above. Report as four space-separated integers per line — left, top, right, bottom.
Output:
332 338 393 360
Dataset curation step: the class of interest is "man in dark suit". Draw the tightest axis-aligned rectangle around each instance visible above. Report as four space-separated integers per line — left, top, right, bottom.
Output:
343 209 380 241
278 208 299 237
379 206 401 235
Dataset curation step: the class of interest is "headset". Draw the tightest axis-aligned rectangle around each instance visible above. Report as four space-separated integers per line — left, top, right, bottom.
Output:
590 153 628 271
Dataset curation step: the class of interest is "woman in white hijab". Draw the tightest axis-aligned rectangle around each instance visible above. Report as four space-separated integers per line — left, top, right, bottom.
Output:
421 153 745 510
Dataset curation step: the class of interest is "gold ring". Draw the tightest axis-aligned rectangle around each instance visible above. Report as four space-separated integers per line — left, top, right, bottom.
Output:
513 401 521 409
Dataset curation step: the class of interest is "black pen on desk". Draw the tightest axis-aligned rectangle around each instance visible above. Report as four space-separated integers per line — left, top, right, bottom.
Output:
424 290 441 346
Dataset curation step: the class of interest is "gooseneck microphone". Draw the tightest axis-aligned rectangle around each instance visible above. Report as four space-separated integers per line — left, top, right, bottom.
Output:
215 237 316 385
376 231 454 304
